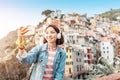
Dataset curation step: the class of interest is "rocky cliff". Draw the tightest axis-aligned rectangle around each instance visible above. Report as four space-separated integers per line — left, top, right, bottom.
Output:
0 30 35 80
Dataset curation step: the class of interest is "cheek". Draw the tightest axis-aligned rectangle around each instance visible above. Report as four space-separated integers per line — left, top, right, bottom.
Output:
51 34 57 40
53 34 57 39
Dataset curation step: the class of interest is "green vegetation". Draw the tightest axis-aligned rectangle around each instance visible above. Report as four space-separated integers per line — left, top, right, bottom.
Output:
99 9 120 20
41 9 54 16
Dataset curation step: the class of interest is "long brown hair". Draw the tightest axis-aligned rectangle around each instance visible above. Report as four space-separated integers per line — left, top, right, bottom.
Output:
43 25 64 45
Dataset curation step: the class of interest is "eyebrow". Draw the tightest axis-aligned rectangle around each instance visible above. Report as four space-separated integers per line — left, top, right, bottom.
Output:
46 29 56 32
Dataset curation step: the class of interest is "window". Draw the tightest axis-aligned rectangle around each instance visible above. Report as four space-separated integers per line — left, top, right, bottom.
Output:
84 54 87 57
70 55 71 58
88 60 90 64
66 62 69 65
73 40 75 44
103 51 105 53
70 49 72 52
66 48 68 52
79 59 81 62
87 49 92 53
88 55 90 59
66 55 68 58
72 36 73 38
84 60 88 63
78 52 80 56
80 65 81 71
69 68 71 74
77 65 79 71
102 43 104 45
107 47 109 49
103 47 105 49
80 53 82 56
81 65 84 71
76 58 78 62
71 62 73 65
78 75 80 79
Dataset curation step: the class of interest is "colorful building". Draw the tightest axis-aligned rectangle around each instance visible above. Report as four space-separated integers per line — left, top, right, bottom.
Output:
100 37 114 65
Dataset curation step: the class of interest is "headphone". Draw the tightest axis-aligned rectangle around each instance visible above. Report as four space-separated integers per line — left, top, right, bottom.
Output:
57 31 61 39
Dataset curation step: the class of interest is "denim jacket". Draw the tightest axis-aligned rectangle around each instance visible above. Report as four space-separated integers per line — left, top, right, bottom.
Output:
16 43 66 80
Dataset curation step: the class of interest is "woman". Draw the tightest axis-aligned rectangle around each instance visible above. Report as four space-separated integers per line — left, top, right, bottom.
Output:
16 25 66 80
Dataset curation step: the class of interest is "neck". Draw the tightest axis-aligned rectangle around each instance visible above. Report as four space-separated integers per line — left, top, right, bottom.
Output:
48 42 56 48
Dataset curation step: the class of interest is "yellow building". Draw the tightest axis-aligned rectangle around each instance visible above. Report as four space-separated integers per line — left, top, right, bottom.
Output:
65 46 74 77
111 26 120 33
89 18 96 30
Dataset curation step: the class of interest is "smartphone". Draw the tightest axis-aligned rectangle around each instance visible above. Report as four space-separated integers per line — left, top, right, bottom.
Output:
24 26 35 36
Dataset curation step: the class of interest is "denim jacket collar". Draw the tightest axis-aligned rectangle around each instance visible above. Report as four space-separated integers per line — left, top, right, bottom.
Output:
41 43 62 53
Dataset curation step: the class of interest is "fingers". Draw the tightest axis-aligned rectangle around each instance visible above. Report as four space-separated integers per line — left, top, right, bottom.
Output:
17 26 29 36
19 27 28 32
21 29 29 35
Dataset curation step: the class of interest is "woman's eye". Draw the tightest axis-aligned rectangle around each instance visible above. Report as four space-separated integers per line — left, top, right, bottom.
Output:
51 32 55 33
45 31 56 34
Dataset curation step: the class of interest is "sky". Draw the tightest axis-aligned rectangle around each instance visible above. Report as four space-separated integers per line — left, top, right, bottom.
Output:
0 0 120 39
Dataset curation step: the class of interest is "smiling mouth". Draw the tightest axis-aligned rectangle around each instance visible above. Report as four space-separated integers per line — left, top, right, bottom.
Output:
47 38 53 40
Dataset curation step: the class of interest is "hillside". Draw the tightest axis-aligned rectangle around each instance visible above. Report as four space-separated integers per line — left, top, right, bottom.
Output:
0 30 17 58
0 30 35 80
99 9 120 20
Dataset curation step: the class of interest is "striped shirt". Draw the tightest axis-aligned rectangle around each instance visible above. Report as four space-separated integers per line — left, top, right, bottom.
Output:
43 49 56 80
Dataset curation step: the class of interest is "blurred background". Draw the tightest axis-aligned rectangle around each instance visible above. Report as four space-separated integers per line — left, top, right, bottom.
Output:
0 0 120 80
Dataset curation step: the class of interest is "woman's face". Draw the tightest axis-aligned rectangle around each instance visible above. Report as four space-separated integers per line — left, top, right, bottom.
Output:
45 27 58 43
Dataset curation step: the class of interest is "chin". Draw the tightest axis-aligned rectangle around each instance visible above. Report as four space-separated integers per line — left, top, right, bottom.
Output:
47 41 55 43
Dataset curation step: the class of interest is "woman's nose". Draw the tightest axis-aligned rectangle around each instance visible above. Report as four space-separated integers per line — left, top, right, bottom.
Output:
46 34 52 37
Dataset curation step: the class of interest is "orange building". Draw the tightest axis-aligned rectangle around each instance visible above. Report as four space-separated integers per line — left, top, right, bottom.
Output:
115 37 120 56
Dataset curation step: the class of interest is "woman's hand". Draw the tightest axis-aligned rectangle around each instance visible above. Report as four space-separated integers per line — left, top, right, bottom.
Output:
17 27 29 50
17 27 29 41
17 27 29 37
